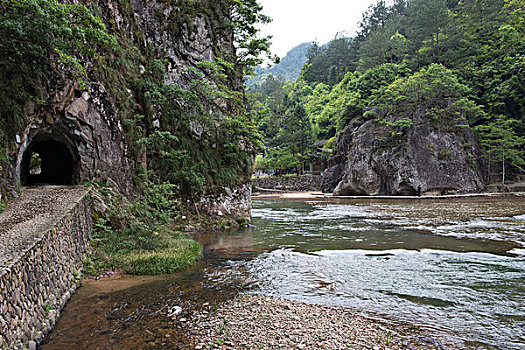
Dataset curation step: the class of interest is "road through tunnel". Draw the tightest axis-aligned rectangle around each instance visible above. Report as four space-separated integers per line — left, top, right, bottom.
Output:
20 135 80 186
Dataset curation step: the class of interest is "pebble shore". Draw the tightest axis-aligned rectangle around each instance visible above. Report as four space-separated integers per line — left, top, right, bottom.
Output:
187 294 453 350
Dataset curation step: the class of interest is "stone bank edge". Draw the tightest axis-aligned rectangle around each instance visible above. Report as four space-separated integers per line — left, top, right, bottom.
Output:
0 191 92 349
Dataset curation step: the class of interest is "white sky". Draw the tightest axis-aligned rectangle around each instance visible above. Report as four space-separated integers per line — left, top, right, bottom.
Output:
258 0 379 58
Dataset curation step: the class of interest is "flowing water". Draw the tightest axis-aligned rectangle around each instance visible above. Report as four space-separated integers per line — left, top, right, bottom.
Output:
42 196 525 349
230 198 525 350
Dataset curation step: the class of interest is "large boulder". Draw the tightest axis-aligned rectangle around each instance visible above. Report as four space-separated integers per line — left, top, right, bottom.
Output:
325 111 485 196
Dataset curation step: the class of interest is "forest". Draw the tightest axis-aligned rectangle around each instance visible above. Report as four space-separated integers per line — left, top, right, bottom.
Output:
250 0 525 184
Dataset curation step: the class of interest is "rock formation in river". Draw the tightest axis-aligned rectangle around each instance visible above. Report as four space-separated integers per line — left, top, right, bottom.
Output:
322 65 487 196
323 110 486 196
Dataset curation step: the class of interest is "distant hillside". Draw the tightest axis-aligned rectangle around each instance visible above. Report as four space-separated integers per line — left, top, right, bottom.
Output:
247 42 311 86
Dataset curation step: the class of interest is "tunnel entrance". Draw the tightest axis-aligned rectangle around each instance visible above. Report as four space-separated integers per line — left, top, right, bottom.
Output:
21 136 79 186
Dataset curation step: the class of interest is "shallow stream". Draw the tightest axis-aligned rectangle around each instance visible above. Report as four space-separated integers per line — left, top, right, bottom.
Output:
42 196 525 349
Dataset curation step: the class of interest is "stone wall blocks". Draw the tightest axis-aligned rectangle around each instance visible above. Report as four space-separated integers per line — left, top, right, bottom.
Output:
0 192 92 348
253 175 322 192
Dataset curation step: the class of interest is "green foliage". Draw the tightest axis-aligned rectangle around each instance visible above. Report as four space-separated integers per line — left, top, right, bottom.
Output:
226 0 276 75
369 64 483 125
405 0 449 64
256 147 300 174
357 0 396 38
0 0 114 130
302 36 358 85
438 148 452 159
475 115 525 176
356 0 407 70
446 0 524 124
353 63 411 99
128 55 262 197
305 63 410 139
86 181 202 275
378 118 414 137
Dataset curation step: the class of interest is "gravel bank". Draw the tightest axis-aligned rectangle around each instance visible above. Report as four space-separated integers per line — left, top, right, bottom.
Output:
188 294 453 350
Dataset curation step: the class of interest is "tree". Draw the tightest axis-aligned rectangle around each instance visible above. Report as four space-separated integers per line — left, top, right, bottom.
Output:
405 0 449 65
356 0 407 71
475 116 525 187
303 36 358 84
276 103 311 174
389 31 408 63
445 0 524 124
224 0 276 79
358 0 391 38
358 25 392 70
325 35 358 83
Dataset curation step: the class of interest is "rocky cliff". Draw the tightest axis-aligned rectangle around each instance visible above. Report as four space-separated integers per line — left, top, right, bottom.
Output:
323 108 486 196
1 0 254 217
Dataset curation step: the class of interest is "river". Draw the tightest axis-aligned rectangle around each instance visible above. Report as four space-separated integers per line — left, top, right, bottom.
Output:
42 196 525 349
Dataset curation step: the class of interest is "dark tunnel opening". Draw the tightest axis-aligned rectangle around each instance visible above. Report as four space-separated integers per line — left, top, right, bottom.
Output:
21 137 79 186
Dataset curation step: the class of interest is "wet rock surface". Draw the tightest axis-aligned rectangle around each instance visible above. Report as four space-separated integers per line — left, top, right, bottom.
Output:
188 294 451 350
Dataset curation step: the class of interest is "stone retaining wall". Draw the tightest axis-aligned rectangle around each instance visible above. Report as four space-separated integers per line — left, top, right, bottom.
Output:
197 183 252 219
252 175 322 192
0 187 92 349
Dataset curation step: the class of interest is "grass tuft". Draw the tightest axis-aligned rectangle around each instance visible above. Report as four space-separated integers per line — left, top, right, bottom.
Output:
118 238 201 275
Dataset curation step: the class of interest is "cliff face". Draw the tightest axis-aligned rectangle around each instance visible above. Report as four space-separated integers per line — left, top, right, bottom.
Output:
323 109 486 196
3 0 251 217
99 0 237 89
16 81 132 194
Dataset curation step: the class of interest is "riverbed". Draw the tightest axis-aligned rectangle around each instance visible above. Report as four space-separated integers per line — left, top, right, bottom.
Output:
41 196 525 349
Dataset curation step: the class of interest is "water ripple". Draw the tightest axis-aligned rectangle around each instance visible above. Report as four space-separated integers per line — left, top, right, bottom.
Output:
234 198 525 349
